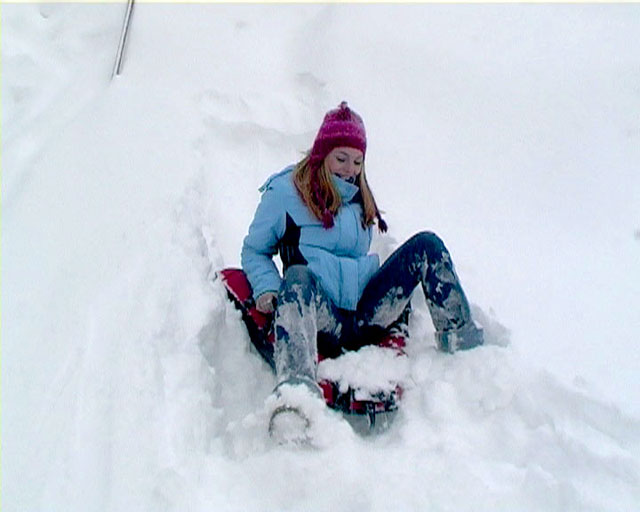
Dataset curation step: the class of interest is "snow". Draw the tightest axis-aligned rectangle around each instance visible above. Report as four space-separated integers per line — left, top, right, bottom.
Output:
3 3 640 511
318 345 409 396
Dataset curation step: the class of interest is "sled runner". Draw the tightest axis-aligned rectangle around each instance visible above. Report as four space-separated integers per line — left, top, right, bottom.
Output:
217 268 405 433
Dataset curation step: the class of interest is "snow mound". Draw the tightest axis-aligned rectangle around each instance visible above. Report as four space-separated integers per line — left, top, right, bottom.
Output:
318 345 409 396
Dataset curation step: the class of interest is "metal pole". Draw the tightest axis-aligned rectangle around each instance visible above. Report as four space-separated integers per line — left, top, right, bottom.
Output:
112 0 135 78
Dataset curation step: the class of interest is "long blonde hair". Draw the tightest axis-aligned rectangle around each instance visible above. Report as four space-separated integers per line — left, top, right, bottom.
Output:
292 154 387 232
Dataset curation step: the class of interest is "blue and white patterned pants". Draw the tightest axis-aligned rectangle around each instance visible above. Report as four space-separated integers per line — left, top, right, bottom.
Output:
274 231 482 385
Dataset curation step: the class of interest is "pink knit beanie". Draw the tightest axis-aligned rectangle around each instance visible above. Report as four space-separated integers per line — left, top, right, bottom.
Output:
309 102 367 228
309 101 367 170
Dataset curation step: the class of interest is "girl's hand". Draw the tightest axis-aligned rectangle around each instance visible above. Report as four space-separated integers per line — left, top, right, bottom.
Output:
256 292 277 314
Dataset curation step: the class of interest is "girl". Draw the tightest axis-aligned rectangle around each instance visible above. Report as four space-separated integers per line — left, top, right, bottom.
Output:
241 102 483 443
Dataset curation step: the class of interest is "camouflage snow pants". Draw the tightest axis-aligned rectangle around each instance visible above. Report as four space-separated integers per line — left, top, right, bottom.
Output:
274 231 482 386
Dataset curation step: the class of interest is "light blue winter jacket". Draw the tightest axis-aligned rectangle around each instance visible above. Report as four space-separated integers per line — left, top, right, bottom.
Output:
241 166 380 311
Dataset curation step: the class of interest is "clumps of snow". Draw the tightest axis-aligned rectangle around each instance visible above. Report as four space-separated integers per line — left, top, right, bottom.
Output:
318 345 409 397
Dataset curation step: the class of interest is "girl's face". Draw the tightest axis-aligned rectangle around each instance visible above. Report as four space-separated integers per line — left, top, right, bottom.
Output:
325 147 364 181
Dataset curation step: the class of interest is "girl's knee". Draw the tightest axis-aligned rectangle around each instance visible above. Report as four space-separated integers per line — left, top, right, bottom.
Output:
281 265 316 301
283 265 314 285
410 231 447 254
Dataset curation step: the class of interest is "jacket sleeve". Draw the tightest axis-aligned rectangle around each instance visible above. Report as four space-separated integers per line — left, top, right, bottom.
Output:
241 183 286 300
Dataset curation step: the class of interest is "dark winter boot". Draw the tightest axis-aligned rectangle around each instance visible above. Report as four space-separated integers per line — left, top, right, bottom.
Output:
435 321 484 353
267 377 324 446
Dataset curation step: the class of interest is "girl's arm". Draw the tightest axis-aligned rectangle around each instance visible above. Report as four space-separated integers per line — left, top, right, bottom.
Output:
241 185 286 301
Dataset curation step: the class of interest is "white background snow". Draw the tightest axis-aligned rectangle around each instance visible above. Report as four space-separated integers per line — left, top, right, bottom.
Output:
3 3 640 511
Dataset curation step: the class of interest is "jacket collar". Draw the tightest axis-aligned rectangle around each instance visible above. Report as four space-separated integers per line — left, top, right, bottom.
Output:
331 174 359 202
259 165 359 203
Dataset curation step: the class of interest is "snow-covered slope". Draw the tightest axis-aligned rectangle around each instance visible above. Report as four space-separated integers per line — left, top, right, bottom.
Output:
3 4 639 511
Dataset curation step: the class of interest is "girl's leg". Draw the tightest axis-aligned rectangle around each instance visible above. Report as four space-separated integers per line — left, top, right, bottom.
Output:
270 265 348 443
357 231 483 352
274 265 343 388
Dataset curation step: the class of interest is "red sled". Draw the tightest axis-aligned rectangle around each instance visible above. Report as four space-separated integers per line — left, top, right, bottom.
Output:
217 268 406 433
